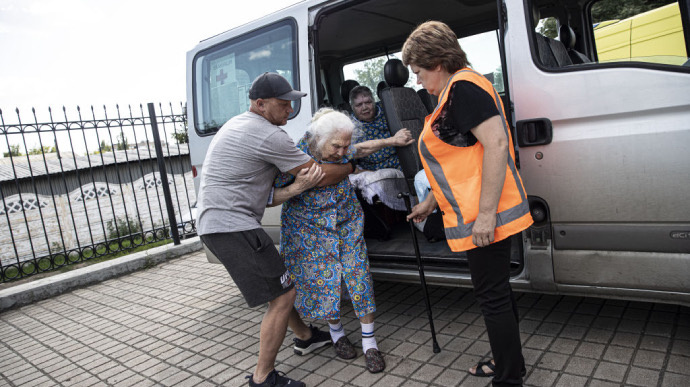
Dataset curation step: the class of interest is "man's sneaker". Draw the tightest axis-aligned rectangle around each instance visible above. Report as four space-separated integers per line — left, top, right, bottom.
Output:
293 324 332 355
246 369 305 386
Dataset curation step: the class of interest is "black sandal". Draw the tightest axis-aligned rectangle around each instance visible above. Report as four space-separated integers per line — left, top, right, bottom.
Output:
469 360 496 377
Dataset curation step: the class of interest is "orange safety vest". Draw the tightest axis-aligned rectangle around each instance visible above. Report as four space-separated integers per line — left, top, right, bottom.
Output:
419 68 533 252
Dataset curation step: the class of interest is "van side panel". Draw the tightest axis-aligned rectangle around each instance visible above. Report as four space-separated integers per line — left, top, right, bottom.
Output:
506 0 690 296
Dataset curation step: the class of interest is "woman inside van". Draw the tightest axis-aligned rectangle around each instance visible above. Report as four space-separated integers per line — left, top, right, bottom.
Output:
271 107 413 373
403 21 533 386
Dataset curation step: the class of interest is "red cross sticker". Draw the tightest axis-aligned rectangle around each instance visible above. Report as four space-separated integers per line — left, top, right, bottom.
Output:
216 69 228 85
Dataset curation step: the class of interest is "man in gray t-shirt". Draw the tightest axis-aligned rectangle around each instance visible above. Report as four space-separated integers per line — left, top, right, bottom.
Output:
197 73 353 387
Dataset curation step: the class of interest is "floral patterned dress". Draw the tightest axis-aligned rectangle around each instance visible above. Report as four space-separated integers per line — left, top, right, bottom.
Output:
351 103 402 171
274 137 376 320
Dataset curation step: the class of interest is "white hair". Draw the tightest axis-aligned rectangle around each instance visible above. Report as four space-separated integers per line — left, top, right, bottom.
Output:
305 108 359 160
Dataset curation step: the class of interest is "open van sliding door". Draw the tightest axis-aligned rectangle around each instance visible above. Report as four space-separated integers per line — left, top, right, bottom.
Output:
497 0 558 294
506 0 690 305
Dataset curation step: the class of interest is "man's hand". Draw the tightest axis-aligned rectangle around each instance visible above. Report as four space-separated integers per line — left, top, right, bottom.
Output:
471 211 496 247
389 129 415 147
293 163 325 193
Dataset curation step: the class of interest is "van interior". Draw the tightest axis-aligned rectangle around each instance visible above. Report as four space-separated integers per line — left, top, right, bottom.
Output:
311 0 515 280
308 0 688 282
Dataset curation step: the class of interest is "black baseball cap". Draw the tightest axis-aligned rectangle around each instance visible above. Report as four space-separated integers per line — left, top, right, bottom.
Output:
248 72 307 101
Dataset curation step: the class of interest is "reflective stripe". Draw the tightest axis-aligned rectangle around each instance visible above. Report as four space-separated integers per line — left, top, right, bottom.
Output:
421 69 531 241
491 87 527 202
419 140 470 236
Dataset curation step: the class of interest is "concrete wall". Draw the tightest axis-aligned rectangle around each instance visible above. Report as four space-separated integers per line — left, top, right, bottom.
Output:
0 171 196 266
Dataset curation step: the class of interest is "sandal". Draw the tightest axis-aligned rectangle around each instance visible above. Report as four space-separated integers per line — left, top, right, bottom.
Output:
469 360 495 377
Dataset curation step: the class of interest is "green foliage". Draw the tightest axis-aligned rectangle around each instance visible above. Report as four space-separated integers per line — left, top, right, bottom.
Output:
172 125 188 144
3 144 22 157
353 58 387 96
591 0 675 23
95 140 112 154
107 216 142 239
537 17 558 39
114 132 129 151
28 145 57 155
172 106 189 144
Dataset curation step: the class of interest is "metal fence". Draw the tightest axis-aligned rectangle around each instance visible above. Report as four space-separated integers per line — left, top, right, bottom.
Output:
0 103 196 283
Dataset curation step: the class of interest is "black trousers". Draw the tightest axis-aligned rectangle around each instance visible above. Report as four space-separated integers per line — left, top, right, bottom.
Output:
467 237 524 386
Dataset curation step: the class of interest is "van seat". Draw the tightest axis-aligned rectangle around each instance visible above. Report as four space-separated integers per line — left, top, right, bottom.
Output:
337 79 359 113
379 59 428 193
559 25 592 64
376 81 388 101
417 89 437 113
535 33 560 68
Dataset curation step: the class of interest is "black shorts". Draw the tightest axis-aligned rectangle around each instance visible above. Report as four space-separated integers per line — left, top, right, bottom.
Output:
201 229 293 307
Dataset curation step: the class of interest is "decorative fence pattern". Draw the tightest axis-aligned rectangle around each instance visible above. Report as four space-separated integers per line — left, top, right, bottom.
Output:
0 103 195 282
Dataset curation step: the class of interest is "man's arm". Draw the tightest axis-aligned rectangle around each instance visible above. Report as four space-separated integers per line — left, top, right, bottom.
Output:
354 128 414 158
270 163 325 206
287 159 354 187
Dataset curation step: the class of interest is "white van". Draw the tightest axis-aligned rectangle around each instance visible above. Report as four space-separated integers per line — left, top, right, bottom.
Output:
186 0 690 306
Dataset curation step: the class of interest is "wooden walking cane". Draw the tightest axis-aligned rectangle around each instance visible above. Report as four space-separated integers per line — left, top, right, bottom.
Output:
398 192 441 353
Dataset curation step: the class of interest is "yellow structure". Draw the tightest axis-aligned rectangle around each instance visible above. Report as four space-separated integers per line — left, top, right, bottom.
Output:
594 2 687 65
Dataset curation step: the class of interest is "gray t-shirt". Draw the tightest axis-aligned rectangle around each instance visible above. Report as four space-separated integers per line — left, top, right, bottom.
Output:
196 111 311 235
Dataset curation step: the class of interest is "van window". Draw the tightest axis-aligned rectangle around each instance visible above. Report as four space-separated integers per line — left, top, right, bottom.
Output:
342 31 504 97
343 53 415 101
192 19 299 135
590 0 688 66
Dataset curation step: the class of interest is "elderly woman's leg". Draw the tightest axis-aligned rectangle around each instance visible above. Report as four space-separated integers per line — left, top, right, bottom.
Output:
328 318 356 359
359 313 376 351
359 313 385 373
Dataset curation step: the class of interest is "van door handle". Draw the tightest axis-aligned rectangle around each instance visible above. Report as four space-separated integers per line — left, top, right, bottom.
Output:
516 118 552 147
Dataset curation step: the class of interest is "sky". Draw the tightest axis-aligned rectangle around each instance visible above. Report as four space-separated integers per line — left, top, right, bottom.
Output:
0 0 303 118
0 0 499 155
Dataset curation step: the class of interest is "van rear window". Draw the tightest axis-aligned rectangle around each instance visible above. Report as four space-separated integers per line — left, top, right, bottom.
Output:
192 19 299 135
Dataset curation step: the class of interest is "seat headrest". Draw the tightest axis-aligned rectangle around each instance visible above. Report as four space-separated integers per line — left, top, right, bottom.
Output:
376 81 388 100
384 59 409 88
559 25 576 49
340 80 360 101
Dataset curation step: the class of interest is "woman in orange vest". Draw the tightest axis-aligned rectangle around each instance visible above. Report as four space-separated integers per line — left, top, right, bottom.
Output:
402 21 533 386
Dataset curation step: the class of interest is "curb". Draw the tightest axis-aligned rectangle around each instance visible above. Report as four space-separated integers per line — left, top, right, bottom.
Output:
0 237 203 312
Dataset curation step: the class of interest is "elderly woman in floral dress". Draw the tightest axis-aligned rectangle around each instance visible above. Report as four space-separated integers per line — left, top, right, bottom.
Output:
272 108 412 373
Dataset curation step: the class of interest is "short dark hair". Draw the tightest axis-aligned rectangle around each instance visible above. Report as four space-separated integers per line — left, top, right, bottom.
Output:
349 85 374 106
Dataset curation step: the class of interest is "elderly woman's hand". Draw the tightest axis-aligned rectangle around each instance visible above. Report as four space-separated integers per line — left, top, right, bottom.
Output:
293 163 325 193
390 129 415 147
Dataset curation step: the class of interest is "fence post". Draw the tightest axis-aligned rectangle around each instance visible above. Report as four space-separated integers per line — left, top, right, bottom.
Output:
147 103 180 245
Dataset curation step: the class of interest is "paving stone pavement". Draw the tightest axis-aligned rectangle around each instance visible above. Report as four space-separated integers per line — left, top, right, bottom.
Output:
0 248 689 386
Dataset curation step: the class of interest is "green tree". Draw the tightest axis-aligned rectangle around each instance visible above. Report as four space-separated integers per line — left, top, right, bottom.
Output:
93 140 112 155
537 17 558 39
591 0 675 23
3 144 22 157
172 107 188 144
353 58 387 95
172 127 188 144
115 132 129 151
28 146 57 155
